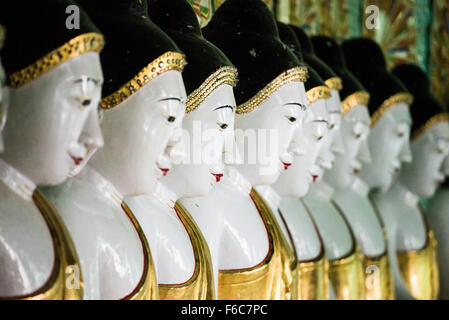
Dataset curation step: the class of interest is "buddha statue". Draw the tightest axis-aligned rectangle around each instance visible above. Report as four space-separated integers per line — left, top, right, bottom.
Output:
427 156 449 299
41 0 195 299
197 0 309 300
312 35 393 300
274 22 331 300
341 39 416 299
372 63 447 300
342 39 413 195
0 1 105 299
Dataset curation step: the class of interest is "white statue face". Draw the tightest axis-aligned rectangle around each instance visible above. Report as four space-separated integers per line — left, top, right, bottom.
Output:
324 105 371 189
399 121 449 198
233 81 307 186
359 103 412 193
90 70 187 196
162 84 235 198
272 98 329 197
2 52 104 185
315 90 344 178
0 56 8 153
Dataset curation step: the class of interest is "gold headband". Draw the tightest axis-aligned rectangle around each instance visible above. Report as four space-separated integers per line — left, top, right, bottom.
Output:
9 33 104 88
325 77 343 91
341 91 370 115
0 25 5 49
186 66 238 113
100 51 187 109
236 66 308 114
412 113 449 140
306 85 332 105
370 92 414 127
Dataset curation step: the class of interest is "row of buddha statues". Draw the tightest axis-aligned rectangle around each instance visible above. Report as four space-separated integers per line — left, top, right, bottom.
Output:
0 0 448 300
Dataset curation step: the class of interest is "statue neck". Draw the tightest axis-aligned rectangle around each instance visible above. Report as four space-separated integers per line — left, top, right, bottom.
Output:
0 157 36 201
76 165 123 208
152 181 179 210
350 177 370 197
309 180 335 200
255 185 281 209
226 166 252 196
390 181 419 207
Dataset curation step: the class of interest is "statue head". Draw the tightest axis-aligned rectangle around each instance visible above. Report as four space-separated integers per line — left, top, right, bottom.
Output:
273 23 329 197
203 0 308 187
313 36 372 189
148 0 238 198
393 63 449 198
80 0 188 196
343 38 413 193
0 1 104 185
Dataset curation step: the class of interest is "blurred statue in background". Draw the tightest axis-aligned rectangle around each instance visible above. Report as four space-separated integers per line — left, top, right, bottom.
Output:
371 63 448 300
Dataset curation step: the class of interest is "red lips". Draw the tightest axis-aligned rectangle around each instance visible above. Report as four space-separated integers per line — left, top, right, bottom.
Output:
312 175 319 183
159 168 170 177
353 168 359 175
282 162 292 171
70 156 83 166
212 173 224 183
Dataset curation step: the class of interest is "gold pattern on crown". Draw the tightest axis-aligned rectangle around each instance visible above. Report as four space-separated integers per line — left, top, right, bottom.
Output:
371 92 414 127
324 77 343 91
412 113 449 140
186 66 238 113
236 66 308 115
341 91 370 115
306 86 332 105
100 51 187 109
9 33 104 88
0 25 5 49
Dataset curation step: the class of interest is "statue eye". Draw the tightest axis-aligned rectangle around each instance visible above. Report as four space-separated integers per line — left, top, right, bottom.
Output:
167 116 176 123
355 133 362 139
328 123 335 130
286 116 297 123
315 135 324 141
75 95 92 109
397 131 404 138
217 122 229 130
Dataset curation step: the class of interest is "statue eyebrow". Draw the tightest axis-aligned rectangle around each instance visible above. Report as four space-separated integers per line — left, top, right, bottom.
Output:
158 97 182 102
213 105 234 111
283 102 307 109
